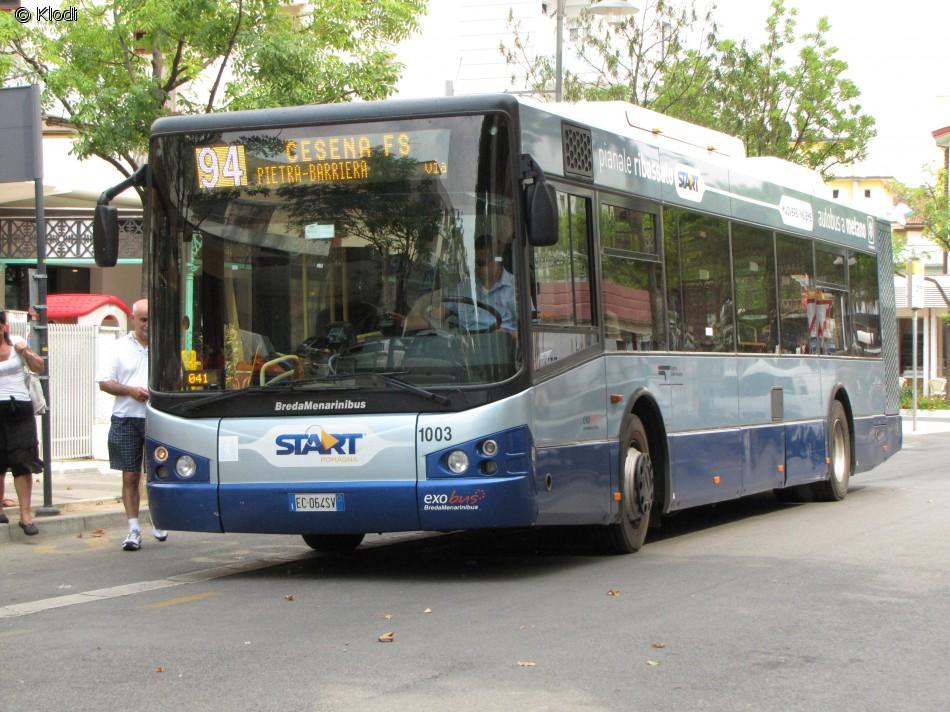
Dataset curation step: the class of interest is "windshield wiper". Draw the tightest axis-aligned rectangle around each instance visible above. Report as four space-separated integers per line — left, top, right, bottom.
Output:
369 372 450 405
167 380 301 415
168 370 449 414
289 371 450 405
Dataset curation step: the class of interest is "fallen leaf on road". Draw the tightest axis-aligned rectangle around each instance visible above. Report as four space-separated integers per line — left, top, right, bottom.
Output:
423 608 432 614
652 642 667 649
645 660 660 667
155 667 165 673
384 613 393 620
607 589 621 596
378 632 395 643
284 594 295 601
91 528 106 537
517 661 536 667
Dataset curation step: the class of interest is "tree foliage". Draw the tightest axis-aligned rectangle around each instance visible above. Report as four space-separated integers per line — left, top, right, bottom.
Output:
888 168 950 254
502 0 875 176
0 0 427 179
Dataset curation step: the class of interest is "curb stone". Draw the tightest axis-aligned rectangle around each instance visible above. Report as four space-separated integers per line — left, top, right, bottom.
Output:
1 508 153 545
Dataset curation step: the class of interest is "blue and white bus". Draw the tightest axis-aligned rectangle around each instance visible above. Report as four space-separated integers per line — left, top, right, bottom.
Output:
95 94 902 554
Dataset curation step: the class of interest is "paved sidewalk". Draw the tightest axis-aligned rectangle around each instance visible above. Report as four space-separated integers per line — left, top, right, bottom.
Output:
900 408 950 435
1 459 152 544
2 411 948 545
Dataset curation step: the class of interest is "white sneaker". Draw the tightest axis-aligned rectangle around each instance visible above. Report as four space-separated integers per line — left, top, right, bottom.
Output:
123 529 142 551
153 528 168 542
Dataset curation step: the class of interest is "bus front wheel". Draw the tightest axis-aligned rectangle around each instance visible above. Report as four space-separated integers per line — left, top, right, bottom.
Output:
302 533 365 552
597 416 654 555
812 400 851 501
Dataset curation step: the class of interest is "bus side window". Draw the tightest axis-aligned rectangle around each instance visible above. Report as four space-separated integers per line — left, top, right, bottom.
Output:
531 191 599 370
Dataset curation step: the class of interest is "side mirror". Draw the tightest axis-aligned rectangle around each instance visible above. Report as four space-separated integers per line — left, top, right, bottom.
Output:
521 154 558 247
94 164 148 268
93 204 119 267
525 180 558 247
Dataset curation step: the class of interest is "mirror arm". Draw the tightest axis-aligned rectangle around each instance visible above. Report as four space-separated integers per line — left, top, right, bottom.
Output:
97 164 148 206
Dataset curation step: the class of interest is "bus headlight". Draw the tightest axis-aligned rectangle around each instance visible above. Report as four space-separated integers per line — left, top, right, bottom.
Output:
480 439 498 456
175 455 197 479
446 450 469 475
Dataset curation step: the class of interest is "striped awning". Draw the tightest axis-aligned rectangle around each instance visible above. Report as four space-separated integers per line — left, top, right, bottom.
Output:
894 274 950 308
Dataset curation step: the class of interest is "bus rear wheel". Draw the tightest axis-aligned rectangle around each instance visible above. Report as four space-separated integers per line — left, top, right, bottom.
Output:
597 415 654 555
302 533 365 552
812 400 851 501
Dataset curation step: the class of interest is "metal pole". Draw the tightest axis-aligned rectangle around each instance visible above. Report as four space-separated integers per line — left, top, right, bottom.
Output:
912 308 918 432
33 179 58 516
555 0 564 101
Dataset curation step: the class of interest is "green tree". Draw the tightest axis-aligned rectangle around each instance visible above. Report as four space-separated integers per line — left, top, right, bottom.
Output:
887 168 950 255
0 0 427 180
502 0 874 176
501 0 718 106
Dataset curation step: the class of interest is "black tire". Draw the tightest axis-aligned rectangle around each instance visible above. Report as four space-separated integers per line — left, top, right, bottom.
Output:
302 533 365 552
812 400 851 501
596 415 654 555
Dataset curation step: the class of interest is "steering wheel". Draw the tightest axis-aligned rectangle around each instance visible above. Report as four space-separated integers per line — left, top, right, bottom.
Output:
436 296 503 333
260 354 301 386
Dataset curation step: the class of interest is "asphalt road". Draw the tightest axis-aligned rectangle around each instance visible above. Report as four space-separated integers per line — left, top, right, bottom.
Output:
2 431 949 712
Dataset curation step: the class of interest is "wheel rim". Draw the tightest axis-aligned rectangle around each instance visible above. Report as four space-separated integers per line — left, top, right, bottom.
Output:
623 446 653 521
831 419 847 484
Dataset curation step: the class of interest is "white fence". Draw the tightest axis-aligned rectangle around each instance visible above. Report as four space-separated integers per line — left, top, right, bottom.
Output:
12 322 120 460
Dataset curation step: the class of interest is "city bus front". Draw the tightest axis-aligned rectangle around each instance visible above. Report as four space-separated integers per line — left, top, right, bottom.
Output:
141 101 548 547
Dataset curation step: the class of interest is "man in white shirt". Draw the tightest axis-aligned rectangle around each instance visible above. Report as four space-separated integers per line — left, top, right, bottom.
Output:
96 299 167 551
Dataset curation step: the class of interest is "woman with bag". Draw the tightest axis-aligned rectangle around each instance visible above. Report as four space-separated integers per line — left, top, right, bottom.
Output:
0 310 44 535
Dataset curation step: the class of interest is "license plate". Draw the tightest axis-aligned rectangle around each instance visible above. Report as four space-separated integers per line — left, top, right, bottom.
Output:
289 493 344 512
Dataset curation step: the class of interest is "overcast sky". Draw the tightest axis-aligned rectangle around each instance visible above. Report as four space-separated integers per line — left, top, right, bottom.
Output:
715 0 950 185
398 0 950 187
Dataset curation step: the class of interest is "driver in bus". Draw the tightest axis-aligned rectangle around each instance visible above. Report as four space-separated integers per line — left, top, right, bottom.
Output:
449 234 518 332
405 234 518 334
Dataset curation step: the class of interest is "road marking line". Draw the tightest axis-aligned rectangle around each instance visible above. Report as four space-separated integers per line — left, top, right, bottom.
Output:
147 591 223 609
0 554 309 619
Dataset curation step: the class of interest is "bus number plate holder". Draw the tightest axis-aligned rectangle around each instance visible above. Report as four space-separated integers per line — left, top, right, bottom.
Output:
289 493 344 512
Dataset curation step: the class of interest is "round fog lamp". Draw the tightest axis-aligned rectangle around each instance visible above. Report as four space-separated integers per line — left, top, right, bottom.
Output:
481 439 498 456
446 450 469 475
153 446 169 463
175 454 197 479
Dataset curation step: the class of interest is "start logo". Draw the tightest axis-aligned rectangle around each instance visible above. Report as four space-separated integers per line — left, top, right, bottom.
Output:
674 164 705 202
276 425 364 456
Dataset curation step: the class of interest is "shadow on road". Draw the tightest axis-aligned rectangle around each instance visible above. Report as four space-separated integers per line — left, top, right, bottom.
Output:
232 487 865 581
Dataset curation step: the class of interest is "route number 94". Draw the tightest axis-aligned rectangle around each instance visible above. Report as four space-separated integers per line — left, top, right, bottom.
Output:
419 426 452 443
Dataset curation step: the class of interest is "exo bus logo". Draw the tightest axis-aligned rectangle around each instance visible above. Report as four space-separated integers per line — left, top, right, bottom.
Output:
275 425 364 456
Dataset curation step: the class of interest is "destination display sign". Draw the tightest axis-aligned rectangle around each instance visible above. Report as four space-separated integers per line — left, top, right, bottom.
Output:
194 129 450 191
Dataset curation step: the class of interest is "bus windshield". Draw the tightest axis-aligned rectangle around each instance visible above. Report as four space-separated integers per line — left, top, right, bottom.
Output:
150 113 522 394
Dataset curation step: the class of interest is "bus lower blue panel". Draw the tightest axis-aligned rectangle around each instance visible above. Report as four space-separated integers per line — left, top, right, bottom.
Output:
853 414 902 473
744 426 785 494
669 430 744 511
533 442 613 525
218 481 420 535
418 476 537 530
147 483 222 533
785 421 827 486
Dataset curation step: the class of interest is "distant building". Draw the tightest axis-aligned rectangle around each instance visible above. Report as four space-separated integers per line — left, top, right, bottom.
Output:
827 164 948 396
0 122 144 313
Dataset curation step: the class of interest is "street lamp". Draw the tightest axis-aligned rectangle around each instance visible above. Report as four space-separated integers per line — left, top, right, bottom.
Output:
552 0 639 102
